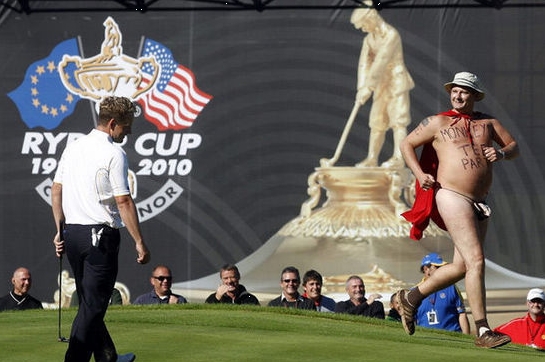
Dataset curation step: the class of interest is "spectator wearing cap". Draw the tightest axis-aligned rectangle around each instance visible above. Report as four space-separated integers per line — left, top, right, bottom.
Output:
415 253 470 334
494 288 545 350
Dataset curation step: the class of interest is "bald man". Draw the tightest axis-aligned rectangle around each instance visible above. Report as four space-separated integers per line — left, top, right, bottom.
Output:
0 267 43 311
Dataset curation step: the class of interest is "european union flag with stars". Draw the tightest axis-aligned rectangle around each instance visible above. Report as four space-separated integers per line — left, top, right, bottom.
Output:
8 38 82 130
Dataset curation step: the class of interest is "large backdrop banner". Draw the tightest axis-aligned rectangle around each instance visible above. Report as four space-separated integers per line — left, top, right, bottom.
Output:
1 4 544 301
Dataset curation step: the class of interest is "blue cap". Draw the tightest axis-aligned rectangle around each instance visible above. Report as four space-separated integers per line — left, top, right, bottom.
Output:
420 253 448 272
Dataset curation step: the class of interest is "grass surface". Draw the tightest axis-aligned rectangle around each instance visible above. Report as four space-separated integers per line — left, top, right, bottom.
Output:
0 304 542 361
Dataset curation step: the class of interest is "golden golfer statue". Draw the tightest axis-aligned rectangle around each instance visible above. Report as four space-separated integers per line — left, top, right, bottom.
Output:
321 3 414 169
274 3 449 293
352 5 414 168
287 3 425 239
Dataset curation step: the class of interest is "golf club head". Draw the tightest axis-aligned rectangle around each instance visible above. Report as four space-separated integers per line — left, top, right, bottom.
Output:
58 336 69 343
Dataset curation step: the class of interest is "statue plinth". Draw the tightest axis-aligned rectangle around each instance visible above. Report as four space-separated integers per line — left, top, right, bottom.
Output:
238 166 452 295
279 166 446 240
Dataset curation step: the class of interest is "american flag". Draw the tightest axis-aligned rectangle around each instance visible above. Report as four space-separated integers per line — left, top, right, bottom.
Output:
138 38 212 130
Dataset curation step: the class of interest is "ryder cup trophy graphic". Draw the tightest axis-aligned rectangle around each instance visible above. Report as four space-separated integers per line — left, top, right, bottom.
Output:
58 17 159 106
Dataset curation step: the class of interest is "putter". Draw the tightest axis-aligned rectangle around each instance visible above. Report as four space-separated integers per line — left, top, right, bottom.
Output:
57 221 69 343
319 102 361 167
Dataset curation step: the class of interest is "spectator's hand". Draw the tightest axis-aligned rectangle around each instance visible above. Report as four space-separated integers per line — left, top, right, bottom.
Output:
169 294 179 304
53 232 64 257
135 242 150 264
367 293 383 304
215 284 232 300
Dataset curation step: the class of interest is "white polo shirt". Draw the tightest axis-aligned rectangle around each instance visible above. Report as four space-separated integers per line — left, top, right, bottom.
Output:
54 129 130 228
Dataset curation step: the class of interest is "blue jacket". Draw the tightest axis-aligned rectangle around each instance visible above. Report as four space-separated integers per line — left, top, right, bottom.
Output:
416 284 466 332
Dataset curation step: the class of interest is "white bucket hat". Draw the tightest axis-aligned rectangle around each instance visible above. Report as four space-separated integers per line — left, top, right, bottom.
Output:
444 71 485 101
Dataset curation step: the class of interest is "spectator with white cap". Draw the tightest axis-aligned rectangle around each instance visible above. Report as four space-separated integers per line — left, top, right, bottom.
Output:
494 288 545 350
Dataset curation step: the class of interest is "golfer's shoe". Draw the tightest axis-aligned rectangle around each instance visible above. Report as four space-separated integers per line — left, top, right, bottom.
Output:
117 353 136 362
397 289 416 335
474 330 511 349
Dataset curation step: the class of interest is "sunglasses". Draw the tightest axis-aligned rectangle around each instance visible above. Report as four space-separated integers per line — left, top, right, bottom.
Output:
283 279 299 284
153 276 172 282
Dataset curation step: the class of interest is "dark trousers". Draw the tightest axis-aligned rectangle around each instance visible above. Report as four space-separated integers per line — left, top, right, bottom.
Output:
64 224 120 362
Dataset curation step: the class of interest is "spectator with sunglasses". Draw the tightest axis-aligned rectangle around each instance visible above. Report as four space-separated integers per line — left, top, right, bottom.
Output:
267 266 315 309
133 265 187 305
494 288 545 350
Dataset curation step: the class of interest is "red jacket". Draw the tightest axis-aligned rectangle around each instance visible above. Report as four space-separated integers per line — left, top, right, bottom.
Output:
495 313 545 349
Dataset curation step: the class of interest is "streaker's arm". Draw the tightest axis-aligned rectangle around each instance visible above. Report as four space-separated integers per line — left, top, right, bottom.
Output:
400 116 438 190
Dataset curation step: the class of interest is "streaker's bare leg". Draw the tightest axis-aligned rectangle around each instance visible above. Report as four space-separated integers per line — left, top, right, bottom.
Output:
426 189 487 323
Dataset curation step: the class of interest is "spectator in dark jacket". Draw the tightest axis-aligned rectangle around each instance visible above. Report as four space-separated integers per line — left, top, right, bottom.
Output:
267 266 315 310
205 264 259 305
133 265 187 305
0 267 43 311
335 275 384 319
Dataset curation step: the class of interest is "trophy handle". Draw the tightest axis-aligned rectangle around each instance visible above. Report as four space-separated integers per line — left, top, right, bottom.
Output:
299 171 322 218
58 56 101 101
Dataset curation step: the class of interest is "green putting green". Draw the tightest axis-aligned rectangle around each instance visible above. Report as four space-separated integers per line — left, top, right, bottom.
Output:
0 304 541 361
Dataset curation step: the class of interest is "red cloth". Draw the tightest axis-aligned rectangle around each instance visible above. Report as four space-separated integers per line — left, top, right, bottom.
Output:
401 110 474 240
401 143 446 240
495 313 545 349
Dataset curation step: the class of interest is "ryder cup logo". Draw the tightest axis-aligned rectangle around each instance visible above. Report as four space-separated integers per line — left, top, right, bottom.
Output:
8 17 212 221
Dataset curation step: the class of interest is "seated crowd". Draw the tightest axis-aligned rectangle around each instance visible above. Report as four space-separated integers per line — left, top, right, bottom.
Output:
3 262 545 351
